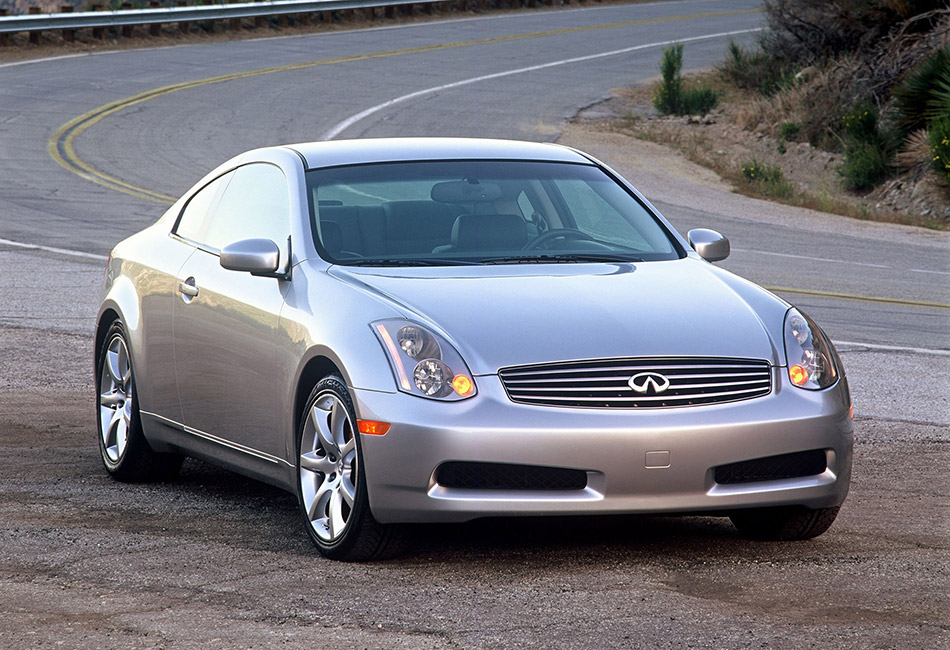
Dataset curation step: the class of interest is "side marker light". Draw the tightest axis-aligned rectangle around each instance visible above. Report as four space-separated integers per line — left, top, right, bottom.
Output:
357 420 391 436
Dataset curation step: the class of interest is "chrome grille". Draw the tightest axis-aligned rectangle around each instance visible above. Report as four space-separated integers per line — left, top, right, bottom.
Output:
499 357 772 408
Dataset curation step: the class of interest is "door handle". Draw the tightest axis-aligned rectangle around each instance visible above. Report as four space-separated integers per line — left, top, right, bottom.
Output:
178 277 199 298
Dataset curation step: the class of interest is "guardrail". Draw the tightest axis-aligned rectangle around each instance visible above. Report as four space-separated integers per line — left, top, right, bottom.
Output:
0 0 567 44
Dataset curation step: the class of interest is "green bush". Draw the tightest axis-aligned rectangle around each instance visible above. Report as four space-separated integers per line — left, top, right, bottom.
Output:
680 88 719 115
740 159 794 198
653 44 684 115
841 141 890 191
841 101 880 142
930 117 950 183
837 101 896 192
892 47 950 138
720 40 794 97
779 122 801 141
653 44 719 116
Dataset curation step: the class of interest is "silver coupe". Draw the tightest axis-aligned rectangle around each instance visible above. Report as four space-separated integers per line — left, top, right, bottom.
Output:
96 138 853 560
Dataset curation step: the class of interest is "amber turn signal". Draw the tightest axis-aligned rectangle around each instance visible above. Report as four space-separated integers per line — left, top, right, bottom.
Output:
357 420 391 436
452 375 474 396
789 365 809 386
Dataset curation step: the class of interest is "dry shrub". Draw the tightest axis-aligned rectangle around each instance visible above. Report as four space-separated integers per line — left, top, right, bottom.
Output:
762 0 947 67
734 63 860 148
856 11 950 107
896 129 934 175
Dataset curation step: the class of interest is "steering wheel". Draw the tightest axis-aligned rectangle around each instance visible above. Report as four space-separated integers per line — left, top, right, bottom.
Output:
523 228 594 250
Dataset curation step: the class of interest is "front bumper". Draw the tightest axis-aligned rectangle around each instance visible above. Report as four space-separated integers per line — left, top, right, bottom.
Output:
353 369 852 524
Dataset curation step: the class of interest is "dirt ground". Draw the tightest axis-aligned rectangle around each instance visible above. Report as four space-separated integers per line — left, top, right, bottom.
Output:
1 318 948 649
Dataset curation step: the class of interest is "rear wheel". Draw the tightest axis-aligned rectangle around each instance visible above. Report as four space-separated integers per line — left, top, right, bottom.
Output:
729 506 840 540
96 322 182 482
296 375 400 561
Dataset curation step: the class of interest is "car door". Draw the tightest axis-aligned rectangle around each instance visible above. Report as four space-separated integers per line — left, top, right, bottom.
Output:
172 162 291 464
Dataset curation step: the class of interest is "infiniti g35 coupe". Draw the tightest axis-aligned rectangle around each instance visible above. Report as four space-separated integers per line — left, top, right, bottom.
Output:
96 137 852 560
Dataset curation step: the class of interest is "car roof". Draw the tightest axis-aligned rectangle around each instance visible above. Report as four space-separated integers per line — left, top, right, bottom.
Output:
285 137 594 170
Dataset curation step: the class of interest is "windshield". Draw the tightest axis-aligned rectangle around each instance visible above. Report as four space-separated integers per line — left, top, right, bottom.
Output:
306 160 683 266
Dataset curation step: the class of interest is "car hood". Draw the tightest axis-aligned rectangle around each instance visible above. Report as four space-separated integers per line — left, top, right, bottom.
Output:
328 259 789 375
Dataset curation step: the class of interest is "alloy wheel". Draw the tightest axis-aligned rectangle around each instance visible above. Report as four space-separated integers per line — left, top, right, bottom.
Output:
299 390 358 542
98 333 134 464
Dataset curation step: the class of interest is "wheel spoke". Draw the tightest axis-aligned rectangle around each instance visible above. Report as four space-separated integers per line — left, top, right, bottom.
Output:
99 405 113 446
105 409 120 448
328 488 347 537
308 478 333 523
106 348 123 386
312 405 339 457
340 474 355 508
339 436 355 459
99 390 121 408
330 400 348 448
116 340 131 386
115 413 129 457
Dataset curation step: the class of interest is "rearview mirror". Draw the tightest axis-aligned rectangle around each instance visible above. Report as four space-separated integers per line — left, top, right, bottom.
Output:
431 179 503 203
220 238 281 275
687 229 730 262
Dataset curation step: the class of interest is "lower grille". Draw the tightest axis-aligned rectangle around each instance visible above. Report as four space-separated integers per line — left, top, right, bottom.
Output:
499 357 772 409
435 462 587 491
714 450 828 485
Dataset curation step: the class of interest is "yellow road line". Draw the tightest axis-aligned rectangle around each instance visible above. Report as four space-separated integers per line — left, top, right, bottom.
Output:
764 286 950 310
49 8 760 203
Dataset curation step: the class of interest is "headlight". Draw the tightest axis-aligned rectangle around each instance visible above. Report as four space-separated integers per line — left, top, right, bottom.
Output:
783 308 838 390
372 319 477 400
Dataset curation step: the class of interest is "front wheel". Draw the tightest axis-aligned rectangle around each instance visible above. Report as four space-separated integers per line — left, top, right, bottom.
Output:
729 505 840 541
296 376 400 561
96 321 182 482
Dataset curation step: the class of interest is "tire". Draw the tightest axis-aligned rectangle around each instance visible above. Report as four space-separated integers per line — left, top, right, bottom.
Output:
729 505 841 541
296 375 400 561
96 322 183 482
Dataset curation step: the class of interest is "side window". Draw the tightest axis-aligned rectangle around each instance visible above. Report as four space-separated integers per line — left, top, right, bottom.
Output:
174 171 233 243
204 163 290 250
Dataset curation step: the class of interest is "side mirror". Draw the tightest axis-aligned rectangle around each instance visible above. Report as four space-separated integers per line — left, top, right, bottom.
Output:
687 228 730 262
220 238 280 275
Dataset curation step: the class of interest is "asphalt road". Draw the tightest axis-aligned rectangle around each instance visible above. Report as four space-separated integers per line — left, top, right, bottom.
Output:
0 0 948 648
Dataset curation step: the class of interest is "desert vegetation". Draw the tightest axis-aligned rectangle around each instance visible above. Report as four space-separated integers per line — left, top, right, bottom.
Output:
722 0 949 213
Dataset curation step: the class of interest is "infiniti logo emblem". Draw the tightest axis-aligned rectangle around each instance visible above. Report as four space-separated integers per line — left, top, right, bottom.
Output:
628 372 671 394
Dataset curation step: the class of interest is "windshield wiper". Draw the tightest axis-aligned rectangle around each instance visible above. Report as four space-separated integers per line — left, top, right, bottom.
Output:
344 258 477 267
479 253 643 265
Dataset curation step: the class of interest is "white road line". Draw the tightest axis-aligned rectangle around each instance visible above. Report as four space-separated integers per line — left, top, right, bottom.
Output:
321 28 763 140
835 340 950 357
733 248 891 270
0 53 94 69
0 237 107 261
733 247 950 275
